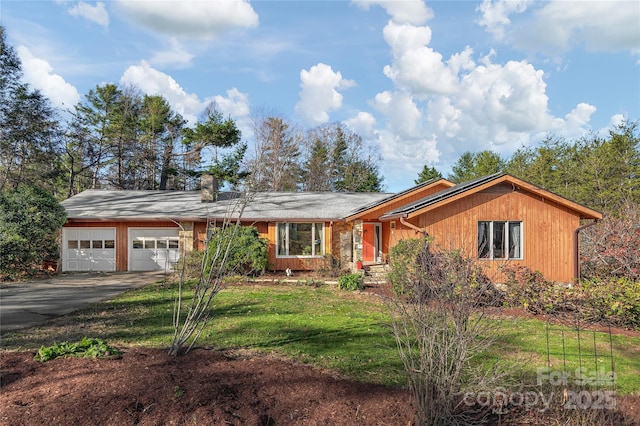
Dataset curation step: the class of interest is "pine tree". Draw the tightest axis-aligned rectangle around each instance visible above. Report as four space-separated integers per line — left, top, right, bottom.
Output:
415 165 442 184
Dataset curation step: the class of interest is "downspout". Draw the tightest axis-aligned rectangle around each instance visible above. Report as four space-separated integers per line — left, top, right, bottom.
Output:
400 216 428 236
573 219 599 281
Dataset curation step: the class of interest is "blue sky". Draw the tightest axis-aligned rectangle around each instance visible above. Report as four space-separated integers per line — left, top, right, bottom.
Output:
2 0 639 191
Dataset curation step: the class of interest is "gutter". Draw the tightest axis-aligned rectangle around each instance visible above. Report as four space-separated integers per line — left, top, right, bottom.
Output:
573 219 599 281
400 216 428 236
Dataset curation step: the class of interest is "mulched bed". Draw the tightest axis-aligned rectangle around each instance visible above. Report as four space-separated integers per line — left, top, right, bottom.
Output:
0 347 413 426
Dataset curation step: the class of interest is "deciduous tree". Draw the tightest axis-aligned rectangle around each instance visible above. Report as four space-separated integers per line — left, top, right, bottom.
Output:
249 115 301 191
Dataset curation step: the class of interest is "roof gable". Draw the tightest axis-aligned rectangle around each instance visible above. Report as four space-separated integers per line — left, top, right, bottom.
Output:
380 173 602 220
345 178 455 221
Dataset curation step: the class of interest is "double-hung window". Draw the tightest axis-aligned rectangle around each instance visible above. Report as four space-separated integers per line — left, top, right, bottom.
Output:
478 221 522 260
277 223 324 257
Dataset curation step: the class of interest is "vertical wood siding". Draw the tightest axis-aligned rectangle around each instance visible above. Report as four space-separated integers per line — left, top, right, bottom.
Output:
391 184 580 283
355 182 452 222
264 221 334 271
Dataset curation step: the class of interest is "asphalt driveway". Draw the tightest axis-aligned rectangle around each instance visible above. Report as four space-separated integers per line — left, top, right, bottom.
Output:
0 271 167 336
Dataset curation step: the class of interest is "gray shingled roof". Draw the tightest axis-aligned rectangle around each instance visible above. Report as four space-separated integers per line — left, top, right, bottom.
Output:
61 189 392 221
380 173 506 219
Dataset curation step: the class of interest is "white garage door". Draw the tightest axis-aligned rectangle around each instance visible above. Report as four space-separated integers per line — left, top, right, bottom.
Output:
63 228 116 272
129 228 180 271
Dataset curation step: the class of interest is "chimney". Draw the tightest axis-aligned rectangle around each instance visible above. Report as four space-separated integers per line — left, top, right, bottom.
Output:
201 174 218 202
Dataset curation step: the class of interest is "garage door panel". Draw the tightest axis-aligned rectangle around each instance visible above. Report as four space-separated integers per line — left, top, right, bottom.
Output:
63 228 116 272
129 228 180 272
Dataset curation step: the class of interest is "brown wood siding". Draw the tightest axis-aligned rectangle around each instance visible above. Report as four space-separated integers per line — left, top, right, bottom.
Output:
355 182 453 221
64 221 179 271
264 221 334 271
391 185 581 283
192 221 268 251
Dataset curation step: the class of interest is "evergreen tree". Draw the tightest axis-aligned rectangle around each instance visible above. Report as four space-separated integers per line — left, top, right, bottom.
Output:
65 84 126 193
448 150 505 183
302 137 331 191
0 185 67 277
304 123 384 192
0 27 61 194
184 104 246 188
139 95 186 190
415 165 442 184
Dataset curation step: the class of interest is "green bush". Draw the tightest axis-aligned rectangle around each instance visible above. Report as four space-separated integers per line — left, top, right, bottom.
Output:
206 225 268 277
34 337 121 362
581 277 640 329
338 273 364 291
0 186 66 278
387 237 431 296
502 266 640 329
502 265 567 314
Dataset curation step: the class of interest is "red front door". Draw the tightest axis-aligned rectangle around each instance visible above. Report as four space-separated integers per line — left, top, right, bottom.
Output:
362 223 376 262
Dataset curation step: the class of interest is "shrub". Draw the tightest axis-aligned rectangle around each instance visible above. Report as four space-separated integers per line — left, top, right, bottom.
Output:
581 277 640 329
338 273 364 291
502 266 640 329
387 237 431 296
35 337 121 362
0 186 66 279
501 265 567 314
209 225 268 276
581 202 640 281
385 238 504 425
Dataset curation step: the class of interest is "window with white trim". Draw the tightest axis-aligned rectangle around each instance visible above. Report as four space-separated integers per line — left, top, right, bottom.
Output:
478 221 522 260
277 223 324 257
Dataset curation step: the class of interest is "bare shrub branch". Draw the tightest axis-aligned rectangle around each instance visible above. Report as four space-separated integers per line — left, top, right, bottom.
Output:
386 238 506 425
168 191 251 356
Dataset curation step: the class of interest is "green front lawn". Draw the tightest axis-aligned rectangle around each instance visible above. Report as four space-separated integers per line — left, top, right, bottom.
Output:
2 279 639 394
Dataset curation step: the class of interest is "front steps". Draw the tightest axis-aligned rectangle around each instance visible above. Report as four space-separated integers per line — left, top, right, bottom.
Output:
363 263 389 285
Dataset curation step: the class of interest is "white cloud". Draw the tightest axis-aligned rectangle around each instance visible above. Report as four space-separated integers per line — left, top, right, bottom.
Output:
207 88 252 136
374 128 440 189
120 61 251 129
344 112 376 138
294 63 355 126
476 0 532 40
149 38 194 67
532 1 640 53
372 90 423 139
210 88 250 119
68 1 110 27
607 113 626 129
120 61 204 123
353 0 433 25
478 0 640 54
115 0 258 40
359 9 602 190
16 45 81 109
382 21 460 96
562 103 597 136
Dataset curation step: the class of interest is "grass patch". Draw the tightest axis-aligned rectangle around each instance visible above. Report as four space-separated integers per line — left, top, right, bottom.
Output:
2 278 639 393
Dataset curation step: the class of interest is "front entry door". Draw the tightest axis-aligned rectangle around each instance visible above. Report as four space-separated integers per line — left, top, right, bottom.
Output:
362 223 379 262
